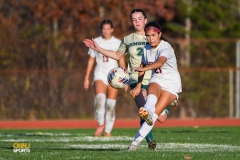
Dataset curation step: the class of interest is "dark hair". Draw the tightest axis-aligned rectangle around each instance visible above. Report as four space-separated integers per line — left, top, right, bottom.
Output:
100 19 114 29
145 21 179 59
130 9 147 19
144 21 168 42
144 21 162 32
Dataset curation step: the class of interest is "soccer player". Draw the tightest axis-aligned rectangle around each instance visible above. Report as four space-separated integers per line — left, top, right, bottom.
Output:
128 21 182 151
84 19 126 137
84 9 174 150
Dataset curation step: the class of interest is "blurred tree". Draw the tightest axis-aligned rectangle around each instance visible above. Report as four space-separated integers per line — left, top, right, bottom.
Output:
0 0 178 70
0 0 178 119
166 0 240 67
163 0 240 118
1 0 238 119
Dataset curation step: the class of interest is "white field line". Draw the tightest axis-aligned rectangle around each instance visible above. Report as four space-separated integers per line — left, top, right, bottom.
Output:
1 134 240 152
0 135 133 142
1 132 72 137
68 143 240 152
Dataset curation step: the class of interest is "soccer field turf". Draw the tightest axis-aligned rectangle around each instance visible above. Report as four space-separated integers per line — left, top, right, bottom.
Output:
0 127 240 160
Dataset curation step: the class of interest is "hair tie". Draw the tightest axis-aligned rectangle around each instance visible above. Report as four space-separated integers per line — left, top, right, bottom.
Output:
144 26 161 33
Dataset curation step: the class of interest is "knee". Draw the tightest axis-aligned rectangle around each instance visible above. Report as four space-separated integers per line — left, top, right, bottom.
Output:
96 94 106 103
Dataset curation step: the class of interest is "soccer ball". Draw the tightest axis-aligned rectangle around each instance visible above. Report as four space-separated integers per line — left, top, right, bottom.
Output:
107 67 129 89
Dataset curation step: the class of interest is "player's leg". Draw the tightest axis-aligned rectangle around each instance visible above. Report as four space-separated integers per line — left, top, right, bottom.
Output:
139 86 156 145
158 96 178 122
129 84 176 150
130 84 155 147
104 85 118 137
129 83 160 150
154 90 176 116
141 84 176 125
128 113 159 151
157 106 170 123
94 80 107 137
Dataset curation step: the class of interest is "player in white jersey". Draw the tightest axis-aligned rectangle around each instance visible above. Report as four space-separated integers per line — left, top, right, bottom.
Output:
84 19 126 137
84 9 174 150
128 21 182 151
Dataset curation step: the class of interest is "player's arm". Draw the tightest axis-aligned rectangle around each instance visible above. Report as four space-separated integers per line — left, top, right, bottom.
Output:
84 56 95 91
133 56 167 72
119 55 126 69
83 39 124 60
137 62 146 84
130 62 145 98
143 56 166 71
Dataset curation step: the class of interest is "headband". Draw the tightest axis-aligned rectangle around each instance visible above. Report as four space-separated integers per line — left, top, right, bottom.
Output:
144 26 161 33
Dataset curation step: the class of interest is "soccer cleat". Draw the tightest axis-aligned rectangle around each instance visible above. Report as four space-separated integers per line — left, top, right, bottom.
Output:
170 100 177 107
104 132 111 137
94 125 104 137
139 107 153 126
128 143 137 151
148 140 157 150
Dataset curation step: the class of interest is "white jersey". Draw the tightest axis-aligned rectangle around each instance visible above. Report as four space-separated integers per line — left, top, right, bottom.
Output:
142 40 182 96
88 36 121 84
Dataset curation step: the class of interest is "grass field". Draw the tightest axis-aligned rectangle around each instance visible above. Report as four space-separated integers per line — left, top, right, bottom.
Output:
0 127 240 160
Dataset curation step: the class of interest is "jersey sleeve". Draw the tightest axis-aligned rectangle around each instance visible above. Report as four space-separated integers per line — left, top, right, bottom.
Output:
117 39 128 54
88 48 97 57
160 47 174 59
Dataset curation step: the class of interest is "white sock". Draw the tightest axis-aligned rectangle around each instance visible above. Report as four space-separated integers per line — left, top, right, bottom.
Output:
132 113 158 146
160 110 166 115
144 94 157 116
93 94 97 119
105 99 116 133
132 133 144 146
95 93 106 126
132 94 158 145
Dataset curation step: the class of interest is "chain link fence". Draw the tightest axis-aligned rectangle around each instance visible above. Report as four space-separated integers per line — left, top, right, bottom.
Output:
0 39 239 120
0 68 238 120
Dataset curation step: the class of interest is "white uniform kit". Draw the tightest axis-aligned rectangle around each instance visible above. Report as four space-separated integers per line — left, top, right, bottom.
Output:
142 40 182 98
88 36 121 85
88 36 121 134
129 40 182 149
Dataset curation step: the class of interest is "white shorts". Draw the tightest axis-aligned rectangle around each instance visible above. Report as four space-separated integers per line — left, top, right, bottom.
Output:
94 68 111 85
149 76 181 99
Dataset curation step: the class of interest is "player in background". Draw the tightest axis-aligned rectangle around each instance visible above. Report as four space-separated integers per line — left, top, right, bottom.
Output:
83 9 175 150
128 21 182 150
84 19 126 137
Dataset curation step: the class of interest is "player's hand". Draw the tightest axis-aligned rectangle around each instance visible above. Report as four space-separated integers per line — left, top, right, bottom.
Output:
84 79 89 91
124 84 129 92
83 38 100 51
132 67 145 72
130 87 141 99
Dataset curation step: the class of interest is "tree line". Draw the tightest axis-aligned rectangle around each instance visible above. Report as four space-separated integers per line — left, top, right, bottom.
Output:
0 0 239 119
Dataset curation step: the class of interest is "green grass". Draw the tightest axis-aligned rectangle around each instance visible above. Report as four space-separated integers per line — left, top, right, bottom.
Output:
0 127 240 160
